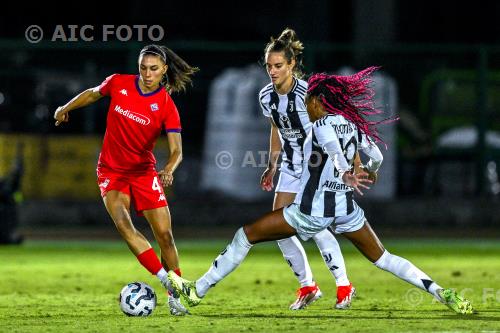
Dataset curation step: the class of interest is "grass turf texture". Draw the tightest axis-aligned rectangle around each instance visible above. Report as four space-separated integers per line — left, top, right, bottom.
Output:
0 239 499 332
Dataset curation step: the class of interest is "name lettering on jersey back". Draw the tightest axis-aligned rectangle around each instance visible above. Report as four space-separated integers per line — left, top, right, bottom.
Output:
114 105 151 126
332 124 356 135
322 180 351 191
316 118 356 135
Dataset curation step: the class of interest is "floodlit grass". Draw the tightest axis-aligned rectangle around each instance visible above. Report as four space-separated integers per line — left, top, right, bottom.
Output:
0 239 499 332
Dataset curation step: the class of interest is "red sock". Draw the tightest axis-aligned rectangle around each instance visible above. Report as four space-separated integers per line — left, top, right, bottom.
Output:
136 248 163 275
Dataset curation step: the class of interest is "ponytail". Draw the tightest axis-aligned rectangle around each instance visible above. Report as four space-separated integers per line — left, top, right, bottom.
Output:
264 28 305 78
139 44 199 93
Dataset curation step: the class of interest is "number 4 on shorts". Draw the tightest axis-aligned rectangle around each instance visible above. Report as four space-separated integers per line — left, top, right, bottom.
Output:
152 176 162 193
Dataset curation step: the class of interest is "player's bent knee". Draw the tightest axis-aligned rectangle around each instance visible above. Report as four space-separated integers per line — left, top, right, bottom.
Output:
157 231 175 247
243 223 270 244
244 212 292 244
242 224 257 244
113 219 136 236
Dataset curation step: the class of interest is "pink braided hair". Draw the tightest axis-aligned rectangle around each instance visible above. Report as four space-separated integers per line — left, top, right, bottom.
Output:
307 66 396 143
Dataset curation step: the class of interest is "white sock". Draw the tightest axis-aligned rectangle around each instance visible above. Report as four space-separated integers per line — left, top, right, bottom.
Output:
156 268 174 294
195 227 252 297
276 236 314 287
156 268 168 283
374 250 442 298
312 229 350 286
156 268 179 298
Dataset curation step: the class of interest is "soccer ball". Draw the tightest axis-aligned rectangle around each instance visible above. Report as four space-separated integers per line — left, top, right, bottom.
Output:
119 282 157 316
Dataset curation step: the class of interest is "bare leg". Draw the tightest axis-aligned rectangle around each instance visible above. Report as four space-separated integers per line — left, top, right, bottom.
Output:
142 206 189 315
343 220 442 297
103 190 151 255
194 209 296 297
273 192 295 210
342 220 385 262
244 208 298 243
143 206 179 271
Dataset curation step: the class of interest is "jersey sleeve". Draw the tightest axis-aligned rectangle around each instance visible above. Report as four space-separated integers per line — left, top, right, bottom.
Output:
163 95 182 132
98 74 119 96
313 116 338 147
313 116 351 175
260 103 271 117
358 133 383 172
258 89 271 117
358 133 374 150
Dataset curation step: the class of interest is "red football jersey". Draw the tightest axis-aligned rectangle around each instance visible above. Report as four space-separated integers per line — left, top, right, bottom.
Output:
97 74 181 173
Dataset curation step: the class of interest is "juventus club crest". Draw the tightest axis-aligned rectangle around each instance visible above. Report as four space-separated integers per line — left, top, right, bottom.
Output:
279 115 292 129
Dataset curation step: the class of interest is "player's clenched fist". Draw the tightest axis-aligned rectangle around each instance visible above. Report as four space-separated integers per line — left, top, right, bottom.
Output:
54 106 69 126
260 167 276 192
159 169 174 187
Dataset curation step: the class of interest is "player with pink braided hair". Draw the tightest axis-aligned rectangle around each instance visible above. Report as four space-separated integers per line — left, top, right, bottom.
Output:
168 68 474 315
306 66 399 145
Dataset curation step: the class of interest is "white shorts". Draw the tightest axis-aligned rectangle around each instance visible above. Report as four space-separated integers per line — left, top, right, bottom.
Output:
283 202 366 241
275 172 301 193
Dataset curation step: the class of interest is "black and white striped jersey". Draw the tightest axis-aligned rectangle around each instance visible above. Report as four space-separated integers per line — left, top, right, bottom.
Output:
258 77 311 177
295 114 380 217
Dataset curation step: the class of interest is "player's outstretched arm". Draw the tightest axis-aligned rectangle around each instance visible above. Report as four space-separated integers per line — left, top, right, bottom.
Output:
54 86 103 126
159 132 183 187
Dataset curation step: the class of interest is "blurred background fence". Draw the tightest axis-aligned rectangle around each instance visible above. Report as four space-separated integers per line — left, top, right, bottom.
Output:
0 40 499 235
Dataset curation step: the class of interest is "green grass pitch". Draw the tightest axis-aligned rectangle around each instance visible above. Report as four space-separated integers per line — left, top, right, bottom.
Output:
1 239 499 332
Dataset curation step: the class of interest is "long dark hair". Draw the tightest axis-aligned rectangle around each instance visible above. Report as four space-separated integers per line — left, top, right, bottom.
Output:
307 67 397 143
139 44 199 93
264 28 305 78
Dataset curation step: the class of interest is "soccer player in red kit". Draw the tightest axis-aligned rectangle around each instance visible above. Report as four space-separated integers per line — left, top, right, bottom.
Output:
53 44 198 316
